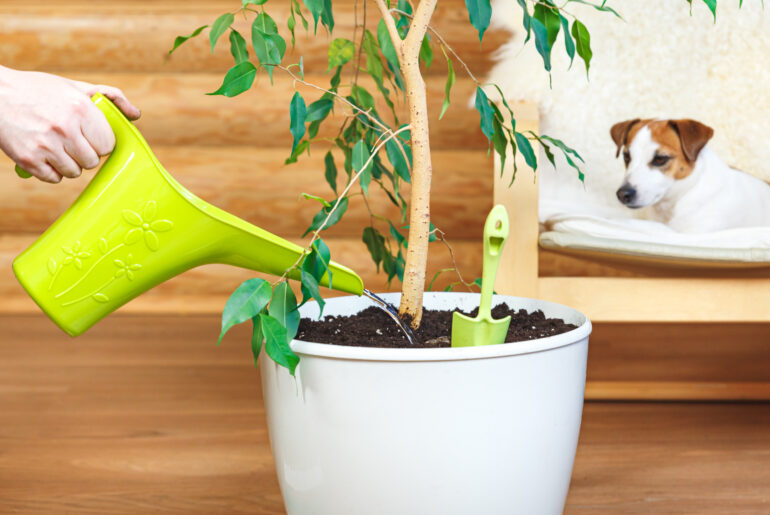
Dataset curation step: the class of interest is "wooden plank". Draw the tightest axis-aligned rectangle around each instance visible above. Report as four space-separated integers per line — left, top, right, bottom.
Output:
566 402 770 514
0 147 493 236
493 104 539 298
586 381 770 401
0 234 482 314
538 277 770 322
42 73 489 149
1 318 769 513
0 0 507 75
587 322 770 383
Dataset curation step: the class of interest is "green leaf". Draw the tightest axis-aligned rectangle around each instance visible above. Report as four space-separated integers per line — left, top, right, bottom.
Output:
252 14 286 80
419 34 433 69
571 19 592 76
260 313 299 375
362 227 386 271
209 13 234 52
324 151 338 193
288 3 297 45
321 0 335 31
492 117 507 172
299 270 325 313
289 92 307 153
269 282 300 343
255 11 280 34
386 138 410 183
302 193 331 207
352 85 376 111
464 0 492 41
514 132 537 170
294 0 310 31
352 140 373 196
377 20 401 72
539 134 585 181
285 139 310 164
439 47 455 120
306 98 334 122
302 239 332 285
516 0 532 42
207 61 257 97
169 25 208 55
302 0 324 31
531 17 552 72
328 38 355 70
701 0 717 21
474 87 496 142
389 221 407 248
303 197 348 236
533 2 560 48
218 278 272 344
243 0 268 6
249 315 264 366
559 14 575 67
229 29 249 64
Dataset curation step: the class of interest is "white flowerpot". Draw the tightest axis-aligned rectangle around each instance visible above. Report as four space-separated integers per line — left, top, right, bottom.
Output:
260 292 591 515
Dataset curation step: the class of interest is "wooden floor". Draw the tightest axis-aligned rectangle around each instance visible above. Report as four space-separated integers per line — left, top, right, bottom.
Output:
1 315 769 514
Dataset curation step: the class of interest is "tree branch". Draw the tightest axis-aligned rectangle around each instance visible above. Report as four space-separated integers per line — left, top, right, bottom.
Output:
402 0 435 60
374 0 403 54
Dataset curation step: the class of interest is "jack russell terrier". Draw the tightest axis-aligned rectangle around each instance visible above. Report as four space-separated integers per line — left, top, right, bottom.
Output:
611 118 770 233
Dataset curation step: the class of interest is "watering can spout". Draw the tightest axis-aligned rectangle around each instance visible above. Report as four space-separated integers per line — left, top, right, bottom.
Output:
12 93 363 337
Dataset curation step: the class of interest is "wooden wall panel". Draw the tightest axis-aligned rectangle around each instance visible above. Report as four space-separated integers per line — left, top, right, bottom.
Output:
0 0 508 75
52 73 491 149
0 148 493 237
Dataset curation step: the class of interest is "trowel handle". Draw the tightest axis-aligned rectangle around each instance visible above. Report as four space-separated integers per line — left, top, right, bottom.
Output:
479 205 510 317
14 94 121 180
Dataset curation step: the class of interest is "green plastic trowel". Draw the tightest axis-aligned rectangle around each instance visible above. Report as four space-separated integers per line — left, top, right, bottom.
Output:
451 205 511 347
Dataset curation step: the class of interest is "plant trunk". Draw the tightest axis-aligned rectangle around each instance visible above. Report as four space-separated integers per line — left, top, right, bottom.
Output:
397 45 433 329
374 0 436 329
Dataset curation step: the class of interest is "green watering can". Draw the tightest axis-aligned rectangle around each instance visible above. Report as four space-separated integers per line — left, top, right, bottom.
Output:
13 93 364 336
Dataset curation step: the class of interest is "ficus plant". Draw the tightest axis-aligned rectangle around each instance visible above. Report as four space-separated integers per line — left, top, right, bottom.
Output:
168 0 725 374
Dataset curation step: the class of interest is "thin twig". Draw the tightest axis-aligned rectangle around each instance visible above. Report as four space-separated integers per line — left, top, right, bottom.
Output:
433 228 475 292
278 65 393 135
274 125 412 284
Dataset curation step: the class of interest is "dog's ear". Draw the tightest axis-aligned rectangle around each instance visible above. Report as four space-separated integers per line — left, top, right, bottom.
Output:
610 119 641 158
668 119 714 163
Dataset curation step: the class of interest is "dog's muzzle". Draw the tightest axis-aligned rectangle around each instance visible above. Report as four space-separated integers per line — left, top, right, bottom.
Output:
616 184 638 206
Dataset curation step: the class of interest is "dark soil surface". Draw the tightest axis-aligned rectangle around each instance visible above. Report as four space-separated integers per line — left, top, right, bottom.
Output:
297 304 578 348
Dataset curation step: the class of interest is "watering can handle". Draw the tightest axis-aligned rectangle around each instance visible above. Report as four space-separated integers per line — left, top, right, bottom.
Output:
14 94 120 179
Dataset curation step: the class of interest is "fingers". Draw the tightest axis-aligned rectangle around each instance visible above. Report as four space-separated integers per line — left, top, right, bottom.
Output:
48 143 84 179
19 158 63 184
90 85 141 120
79 100 115 158
63 126 101 171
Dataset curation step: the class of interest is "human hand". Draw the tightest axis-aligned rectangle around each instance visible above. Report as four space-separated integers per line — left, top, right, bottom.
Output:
0 66 141 183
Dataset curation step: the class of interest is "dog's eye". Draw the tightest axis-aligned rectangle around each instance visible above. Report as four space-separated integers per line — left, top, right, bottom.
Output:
651 154 671 167
623 151 631 165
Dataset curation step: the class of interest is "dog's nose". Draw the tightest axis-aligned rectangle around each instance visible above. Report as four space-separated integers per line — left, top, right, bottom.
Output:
616 185 637 205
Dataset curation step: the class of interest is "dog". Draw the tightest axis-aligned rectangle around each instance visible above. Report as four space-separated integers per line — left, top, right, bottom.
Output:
611 118 770 233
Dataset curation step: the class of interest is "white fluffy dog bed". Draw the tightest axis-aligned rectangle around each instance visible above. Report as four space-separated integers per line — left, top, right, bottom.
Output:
485 0 770 265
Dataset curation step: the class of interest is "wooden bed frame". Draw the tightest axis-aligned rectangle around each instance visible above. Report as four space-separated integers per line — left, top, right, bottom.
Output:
493 103 770 401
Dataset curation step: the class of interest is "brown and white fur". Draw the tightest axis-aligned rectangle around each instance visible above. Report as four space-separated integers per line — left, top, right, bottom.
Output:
611 118 770 233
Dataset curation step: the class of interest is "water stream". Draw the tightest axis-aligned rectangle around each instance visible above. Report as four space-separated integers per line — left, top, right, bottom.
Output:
362 289 418 345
